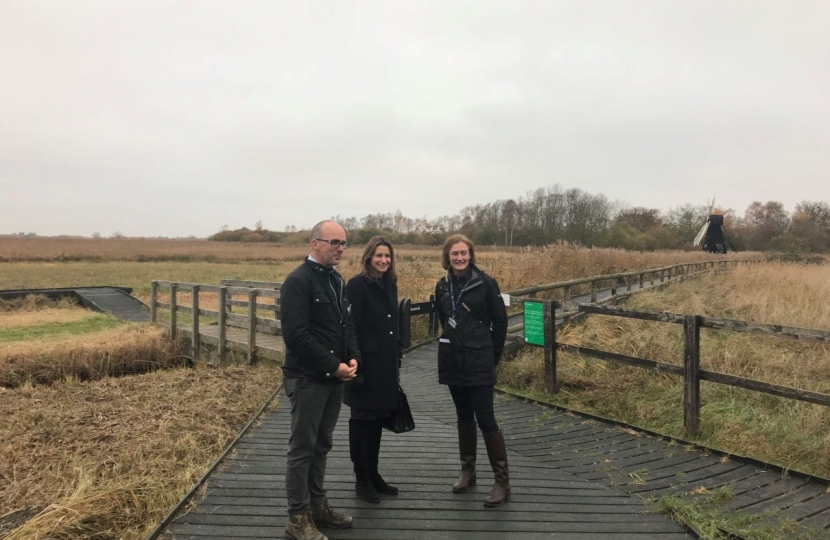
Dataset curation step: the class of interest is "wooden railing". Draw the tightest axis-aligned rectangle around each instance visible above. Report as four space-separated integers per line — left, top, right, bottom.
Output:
149 280 281 364
402 259 760 340
506 259 754 301
520 299 830 437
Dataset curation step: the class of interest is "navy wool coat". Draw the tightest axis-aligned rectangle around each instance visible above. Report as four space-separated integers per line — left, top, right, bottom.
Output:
344 274 401 410
435 265 508 387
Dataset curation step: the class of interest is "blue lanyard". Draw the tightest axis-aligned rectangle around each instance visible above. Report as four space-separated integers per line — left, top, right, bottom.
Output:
448 277 468 314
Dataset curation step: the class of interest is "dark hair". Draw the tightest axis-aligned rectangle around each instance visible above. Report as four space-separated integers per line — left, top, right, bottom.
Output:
360 236 397 281
441 234 476 270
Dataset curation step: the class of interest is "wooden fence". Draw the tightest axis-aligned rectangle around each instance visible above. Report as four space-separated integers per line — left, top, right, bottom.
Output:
148 258 758 373
521 300 830 437
149 280 282 364
405 258 760 338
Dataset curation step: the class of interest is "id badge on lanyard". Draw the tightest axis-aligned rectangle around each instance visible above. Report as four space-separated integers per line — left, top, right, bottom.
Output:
448 278 465 330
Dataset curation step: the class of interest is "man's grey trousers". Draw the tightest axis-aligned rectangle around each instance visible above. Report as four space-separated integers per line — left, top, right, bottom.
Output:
284 376 344 516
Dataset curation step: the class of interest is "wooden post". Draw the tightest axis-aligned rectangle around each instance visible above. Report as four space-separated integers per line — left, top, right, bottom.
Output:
590 280 597 303
563 285 571 301
191 285 200 359
150 281 158 323
683 315 701 437
248 289 258 364
544 300 558 394
169 283 178 340
218 286 227 364
660 269 665 283
610 278 617 297
639 273 644 289
626 276 632 292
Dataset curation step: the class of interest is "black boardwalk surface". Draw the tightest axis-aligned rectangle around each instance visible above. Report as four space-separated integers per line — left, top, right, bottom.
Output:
165 271 830 539
165 344 690 540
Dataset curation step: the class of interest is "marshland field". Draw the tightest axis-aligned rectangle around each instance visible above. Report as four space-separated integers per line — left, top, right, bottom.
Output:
0 237 827 539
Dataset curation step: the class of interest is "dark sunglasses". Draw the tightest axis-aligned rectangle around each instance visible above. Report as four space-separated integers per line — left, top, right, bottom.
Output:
315 238 350 249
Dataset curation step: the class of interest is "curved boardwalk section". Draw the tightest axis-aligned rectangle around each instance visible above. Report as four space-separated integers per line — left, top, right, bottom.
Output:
164 344 689 539
406 344 830 539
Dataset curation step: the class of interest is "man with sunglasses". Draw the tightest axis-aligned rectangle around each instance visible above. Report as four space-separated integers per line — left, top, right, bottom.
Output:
281 220 360 540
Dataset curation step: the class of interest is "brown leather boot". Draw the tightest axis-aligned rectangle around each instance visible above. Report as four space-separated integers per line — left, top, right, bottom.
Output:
452 420 477 493
285 510 327 540
310 501 353 529
483 429 510 507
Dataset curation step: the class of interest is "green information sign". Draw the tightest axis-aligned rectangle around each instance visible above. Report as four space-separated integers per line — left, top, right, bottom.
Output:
523 301 545 346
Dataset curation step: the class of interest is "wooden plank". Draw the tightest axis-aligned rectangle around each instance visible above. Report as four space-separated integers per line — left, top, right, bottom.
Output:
218 287 227 363
683 315 701 437
221 279 283 289
191 285 200 356
699 370 830 406
150 281 158 322
225 313 280 333
225 286 280 298
544 300 557 393
226 299 279 312
169 283 178 341
557 344 684 376
575 304 685 324
247 289 257 364
700 316 830 343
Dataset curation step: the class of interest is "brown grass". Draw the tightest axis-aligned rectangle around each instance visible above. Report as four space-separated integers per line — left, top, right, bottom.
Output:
0 307 95 329
0 325 187 388
0 237 311 262
0 240 770 538
0 363 281 539
499 262 830 477
0 242 758 302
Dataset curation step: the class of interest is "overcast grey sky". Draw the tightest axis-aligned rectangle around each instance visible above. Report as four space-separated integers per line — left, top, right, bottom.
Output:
1 1 828 237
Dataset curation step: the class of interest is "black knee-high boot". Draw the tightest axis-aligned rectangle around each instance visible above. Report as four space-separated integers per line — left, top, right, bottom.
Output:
366 419 398 495
349 418 380 503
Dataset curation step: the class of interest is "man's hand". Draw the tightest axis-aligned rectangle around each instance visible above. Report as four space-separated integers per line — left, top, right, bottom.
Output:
335 361 357 380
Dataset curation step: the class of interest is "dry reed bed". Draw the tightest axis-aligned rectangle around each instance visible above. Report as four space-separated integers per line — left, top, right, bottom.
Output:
0 237 309 262
0 363 281 539
0 325 188 388
0 307 95 329
0 237 752 295
0 237 451 263
500 262 830 477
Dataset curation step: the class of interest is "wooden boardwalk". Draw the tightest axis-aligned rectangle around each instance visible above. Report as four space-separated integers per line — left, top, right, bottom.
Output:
164 341 691 539
160 267 830 539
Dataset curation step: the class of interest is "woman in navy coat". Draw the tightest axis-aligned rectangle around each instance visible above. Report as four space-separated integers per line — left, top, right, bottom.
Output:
435 234 509 507
345 236 401 503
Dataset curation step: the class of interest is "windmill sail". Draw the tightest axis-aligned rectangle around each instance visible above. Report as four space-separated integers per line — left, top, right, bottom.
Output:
693 222 709 247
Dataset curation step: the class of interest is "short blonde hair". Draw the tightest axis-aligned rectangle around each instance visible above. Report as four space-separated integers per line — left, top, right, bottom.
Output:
441 234 476 270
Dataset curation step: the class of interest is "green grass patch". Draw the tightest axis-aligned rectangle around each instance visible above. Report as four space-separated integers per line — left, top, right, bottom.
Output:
0 314 122 342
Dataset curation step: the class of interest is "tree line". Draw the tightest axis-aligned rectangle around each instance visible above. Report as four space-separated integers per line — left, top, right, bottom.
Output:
210 185 830 252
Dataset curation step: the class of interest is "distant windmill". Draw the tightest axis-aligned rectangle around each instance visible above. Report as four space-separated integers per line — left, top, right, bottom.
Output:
693 207 735 253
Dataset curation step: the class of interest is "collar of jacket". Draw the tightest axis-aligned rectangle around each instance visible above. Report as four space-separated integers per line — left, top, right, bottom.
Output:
445 265 483 292
305 258 343 280
364 273 395 291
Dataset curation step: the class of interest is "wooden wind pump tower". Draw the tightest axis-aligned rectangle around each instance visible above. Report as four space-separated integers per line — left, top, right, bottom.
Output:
693 208 735 253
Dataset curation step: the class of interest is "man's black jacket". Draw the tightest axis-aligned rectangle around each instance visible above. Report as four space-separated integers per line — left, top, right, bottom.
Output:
280 259 360 383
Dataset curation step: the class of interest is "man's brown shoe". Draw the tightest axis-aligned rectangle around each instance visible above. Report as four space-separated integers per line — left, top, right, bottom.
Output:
311 501 353 529
285 511 327 540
